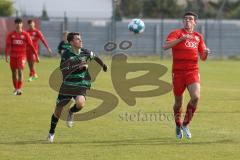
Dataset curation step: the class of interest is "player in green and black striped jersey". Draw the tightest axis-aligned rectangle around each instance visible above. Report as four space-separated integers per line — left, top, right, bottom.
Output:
47 32 107 142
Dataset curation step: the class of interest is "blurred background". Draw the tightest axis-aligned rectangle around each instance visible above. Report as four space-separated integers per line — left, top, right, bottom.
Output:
1 0 240 58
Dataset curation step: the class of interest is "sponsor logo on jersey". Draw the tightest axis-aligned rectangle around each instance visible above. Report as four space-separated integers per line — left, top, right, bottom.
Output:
13 39 23 45
185 40 197 49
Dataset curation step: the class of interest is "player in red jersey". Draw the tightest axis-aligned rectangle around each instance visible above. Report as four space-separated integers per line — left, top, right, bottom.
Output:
5 18 38 95
26 19 52 81
163 12 210 139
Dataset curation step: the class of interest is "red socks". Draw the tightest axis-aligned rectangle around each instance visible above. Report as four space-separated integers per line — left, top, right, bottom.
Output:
30 69 36 77
13 80 23 90
174 107 182 127
18 81 23 90
183 103 197 126
174 103 197 127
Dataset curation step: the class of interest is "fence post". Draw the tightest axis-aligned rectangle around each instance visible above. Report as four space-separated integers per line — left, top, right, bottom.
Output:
64 11 68 31
160 18 164 59
218 19 223 58
155 23 160 55
204 19 208 46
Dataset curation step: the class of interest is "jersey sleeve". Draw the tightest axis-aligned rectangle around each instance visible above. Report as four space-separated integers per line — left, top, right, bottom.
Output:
198 34 207 60
89 51 95 60
26 32 37 54
37 30 50 49
60 52 72 77
83 49 96 60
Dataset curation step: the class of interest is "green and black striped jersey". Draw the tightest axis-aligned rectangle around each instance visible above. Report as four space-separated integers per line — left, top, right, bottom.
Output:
60 48 95 89
57 41 71 55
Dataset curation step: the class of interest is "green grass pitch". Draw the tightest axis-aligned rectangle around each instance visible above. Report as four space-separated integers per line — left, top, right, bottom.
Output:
0 56 239 160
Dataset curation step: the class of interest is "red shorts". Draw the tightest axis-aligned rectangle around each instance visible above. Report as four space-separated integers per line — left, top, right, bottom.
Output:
10 57 26 70
27 50 38 62
172 70 200 96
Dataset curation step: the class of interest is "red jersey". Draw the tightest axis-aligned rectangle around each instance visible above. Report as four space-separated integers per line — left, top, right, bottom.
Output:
5 30 36 58
26 28 49 52
166 29 207 72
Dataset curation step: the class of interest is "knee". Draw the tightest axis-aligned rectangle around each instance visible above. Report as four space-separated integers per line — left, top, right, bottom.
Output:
54 106 63 118
76 99 85 109
191 95 200 105
54 111 62 119
174 100 183 109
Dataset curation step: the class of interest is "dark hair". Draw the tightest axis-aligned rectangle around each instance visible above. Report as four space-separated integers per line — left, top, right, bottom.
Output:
67 32 80 42
14 18 23 24
184 11 198 19
27 19 34 24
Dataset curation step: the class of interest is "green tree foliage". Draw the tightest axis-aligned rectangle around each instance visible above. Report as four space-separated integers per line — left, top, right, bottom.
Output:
143 0 184 18
114 2 122 21
206 0 240 19
0 0 14 16
185 0 218 18
217 0 240 19
228 3 240 19
115 0 240 19
119 0 142 18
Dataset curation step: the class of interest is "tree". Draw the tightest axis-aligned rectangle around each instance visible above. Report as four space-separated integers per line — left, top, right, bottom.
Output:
119 0 142 18
206 0 240 19
116 0 184 19
219 0 240 19
0 0 14 16
228 2 240 19
142 0 184 18
185 0 214 18
115 5 122 21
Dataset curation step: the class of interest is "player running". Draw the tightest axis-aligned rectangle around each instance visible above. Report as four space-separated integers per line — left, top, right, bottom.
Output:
5 18 38 95
26 19 52 82
47 32 108 142
163 12 210 139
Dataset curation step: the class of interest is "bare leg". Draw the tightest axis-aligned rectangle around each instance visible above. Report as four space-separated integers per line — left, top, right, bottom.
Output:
183 83 200 126
11 69 18 90
187 83 200 106
28 60 37 79
17 69 24 90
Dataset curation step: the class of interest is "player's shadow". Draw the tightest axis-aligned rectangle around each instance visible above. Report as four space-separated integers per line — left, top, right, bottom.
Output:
0 138 236 146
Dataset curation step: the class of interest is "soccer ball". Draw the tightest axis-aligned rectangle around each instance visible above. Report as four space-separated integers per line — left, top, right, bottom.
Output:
128 19 145 34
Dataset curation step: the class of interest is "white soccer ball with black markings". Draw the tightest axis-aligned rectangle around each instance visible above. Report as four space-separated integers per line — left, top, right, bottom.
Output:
128 19 145 34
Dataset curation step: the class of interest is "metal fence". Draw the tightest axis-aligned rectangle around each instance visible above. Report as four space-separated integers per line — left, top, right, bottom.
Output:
40 18 240 57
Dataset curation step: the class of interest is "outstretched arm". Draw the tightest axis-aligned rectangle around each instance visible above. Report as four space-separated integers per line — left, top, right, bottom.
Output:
199 48 210 61
198 35 210 61
94 56 108 72
38 30 52 55
87 50 107 72
26 34 39 62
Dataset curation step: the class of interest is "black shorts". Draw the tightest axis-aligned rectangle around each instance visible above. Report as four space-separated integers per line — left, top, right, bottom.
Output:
56 87 87 108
